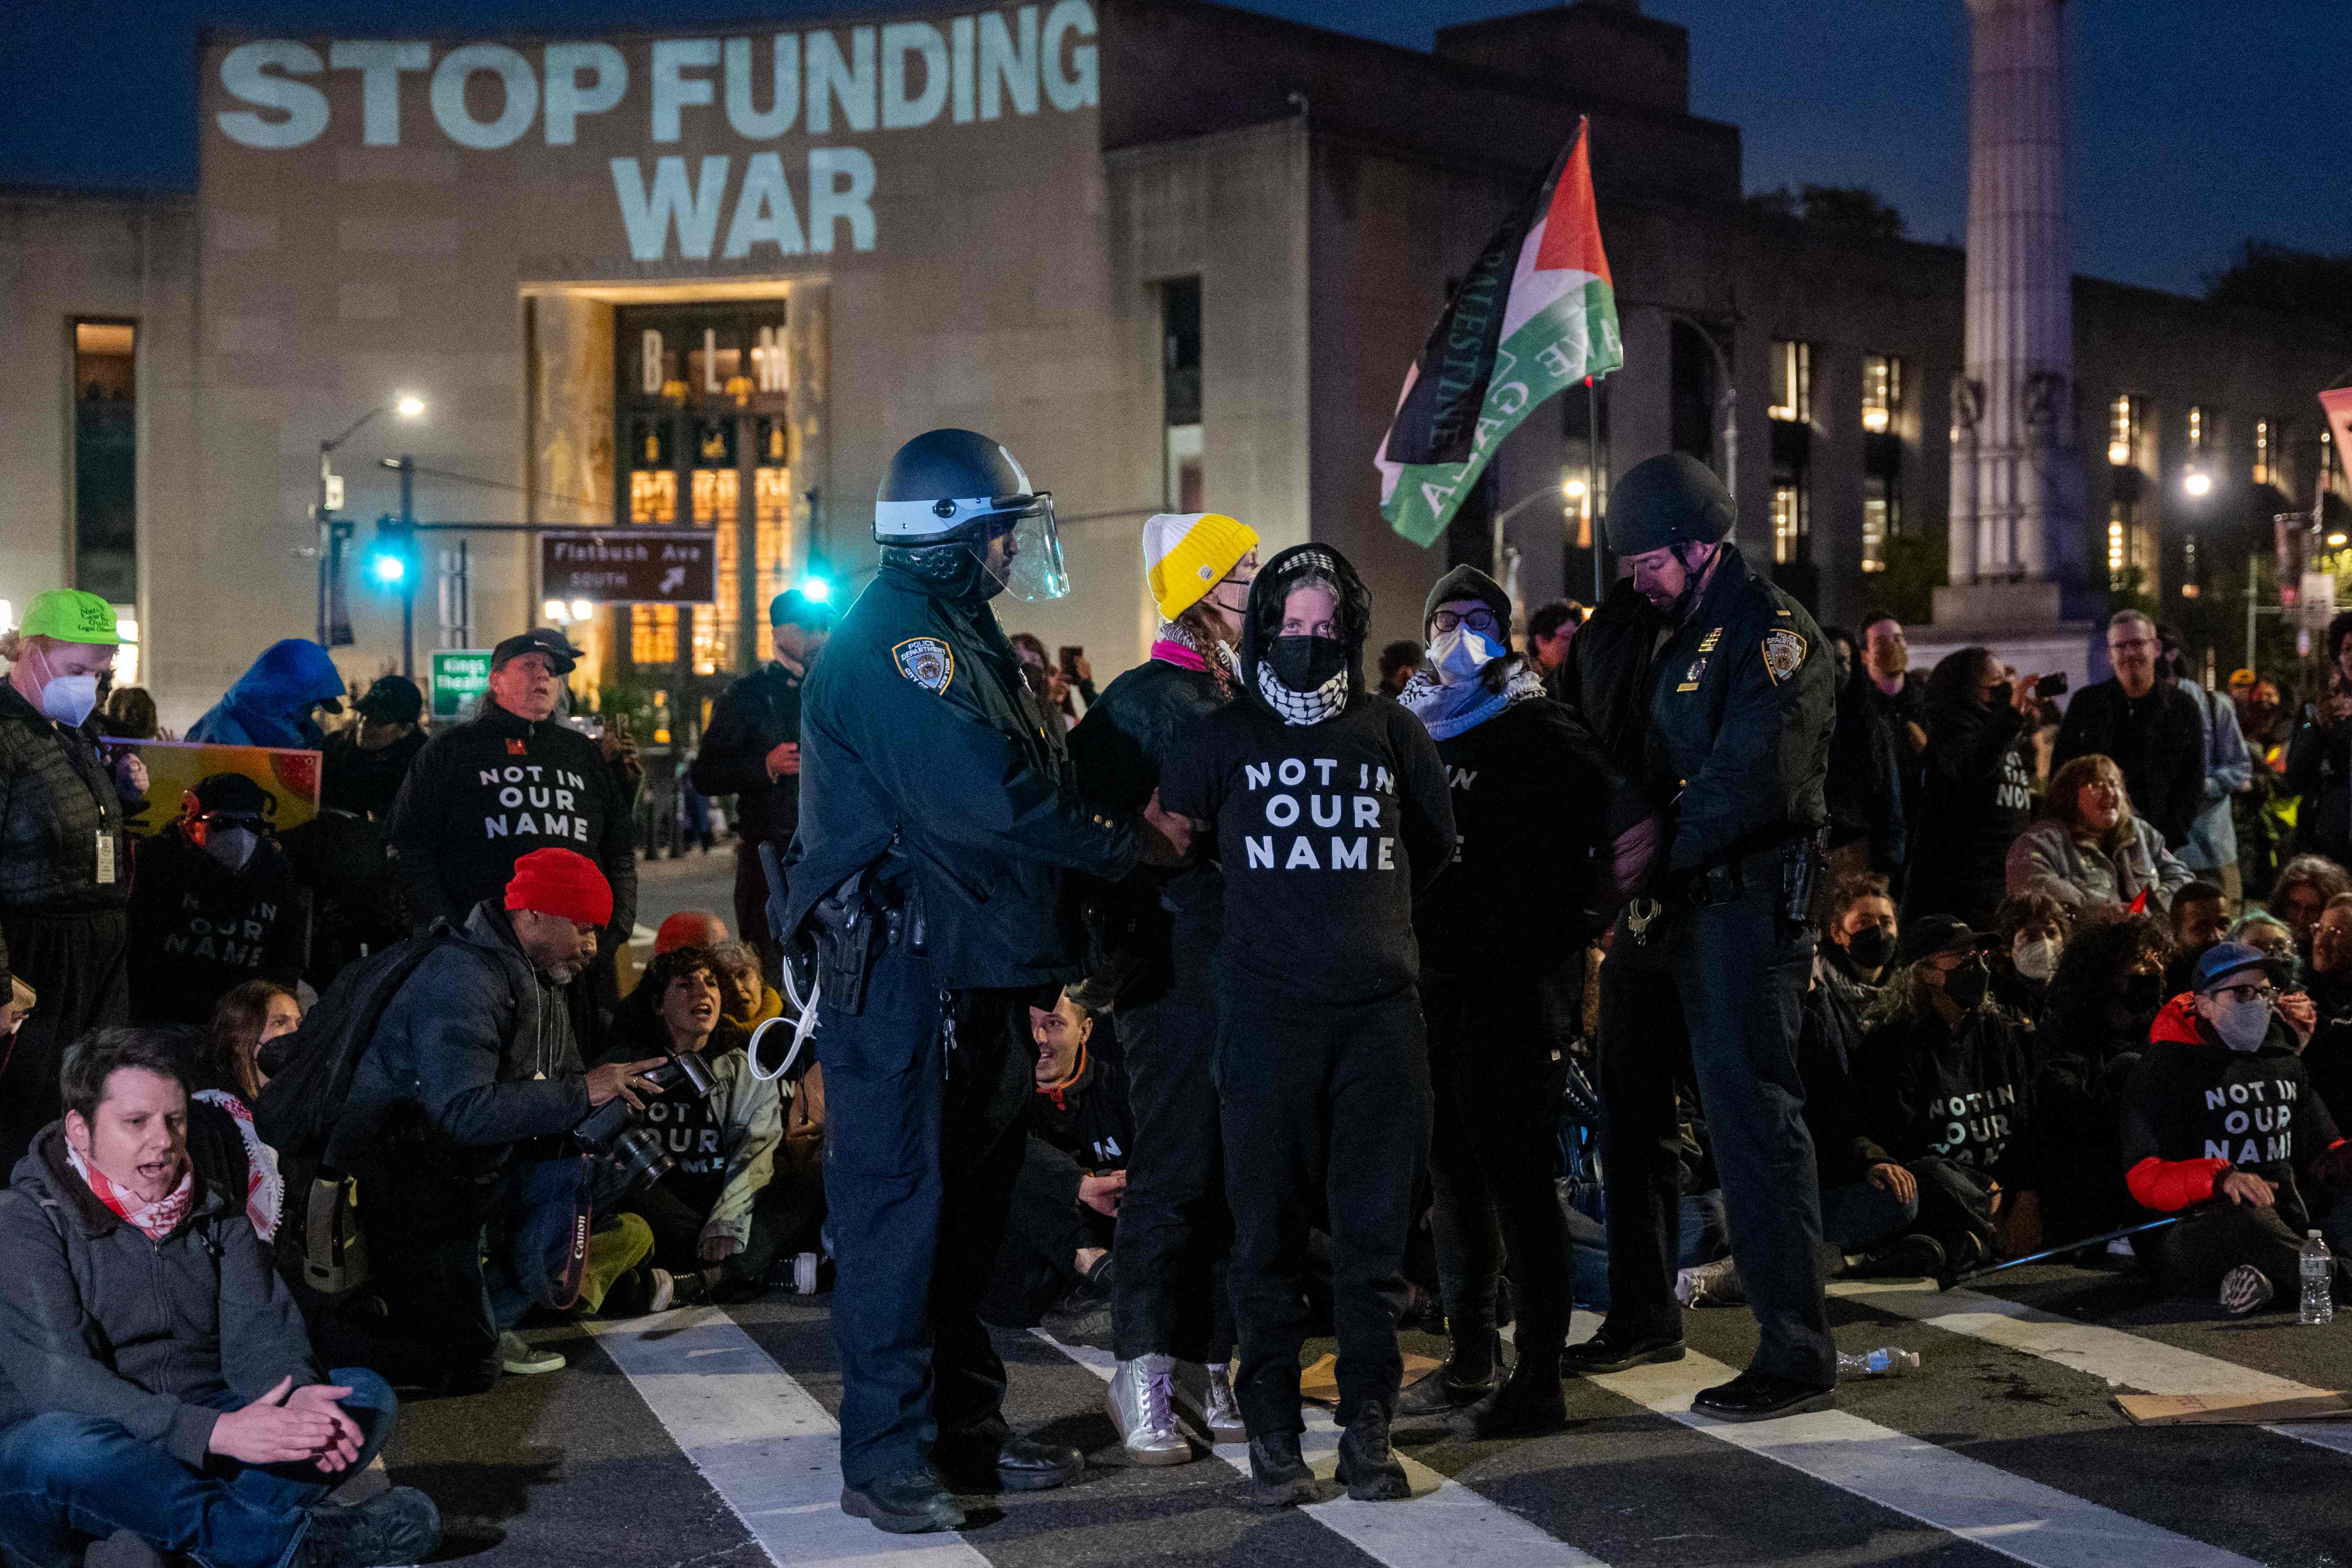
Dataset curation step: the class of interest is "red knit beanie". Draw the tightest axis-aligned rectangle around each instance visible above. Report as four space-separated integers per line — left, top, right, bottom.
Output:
504 847 613 928
655 911 727 954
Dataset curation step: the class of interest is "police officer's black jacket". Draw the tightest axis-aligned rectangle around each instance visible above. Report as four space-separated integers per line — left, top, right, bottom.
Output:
383 698 638 954
1066 655 1228 1005
1641 542 1834 875
785 563 1138 990
691 659 807 848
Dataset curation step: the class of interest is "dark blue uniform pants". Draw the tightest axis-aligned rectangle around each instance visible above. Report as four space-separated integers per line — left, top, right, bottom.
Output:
816 944 1029 1487
1598 854 1836 1387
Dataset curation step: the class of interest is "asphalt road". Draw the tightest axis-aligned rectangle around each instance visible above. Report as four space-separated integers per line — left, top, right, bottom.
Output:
368 1254 2352 1568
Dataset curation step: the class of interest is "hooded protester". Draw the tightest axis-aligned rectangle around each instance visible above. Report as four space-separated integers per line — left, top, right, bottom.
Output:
2121 942 2352 1314
1066 510 1257 1467
1392 564 1649 1438
125 773 305 1027
187 640 347 751
1862 916 2039 1280
1156 541 1455 1507
0 590 150 1171
1902 647 2039 928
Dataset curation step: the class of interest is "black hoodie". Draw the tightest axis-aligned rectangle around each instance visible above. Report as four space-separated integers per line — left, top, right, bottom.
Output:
125 826 304 1025
1157 544 1454 1005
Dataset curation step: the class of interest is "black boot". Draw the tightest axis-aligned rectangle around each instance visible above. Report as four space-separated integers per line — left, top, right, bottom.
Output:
840 1467 966 1533
1839 1233 1945 1282
1395 1326 1503 1416
298 1489 443 1568
1561 1320 1684 1375
1246 1430 1318 1508
1691 1368 1836 1423
1334 1402 1410 1502
934 1428 1084 1493
1454 1350 1567 1439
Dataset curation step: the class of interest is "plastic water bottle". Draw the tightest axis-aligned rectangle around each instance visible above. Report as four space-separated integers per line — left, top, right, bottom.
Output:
2300 1232 2334 1326
1835 1347 1920 1379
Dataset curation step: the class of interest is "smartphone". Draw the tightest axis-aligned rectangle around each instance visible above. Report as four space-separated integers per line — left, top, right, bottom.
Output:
2038 670 2068 697
1058 645 1084 681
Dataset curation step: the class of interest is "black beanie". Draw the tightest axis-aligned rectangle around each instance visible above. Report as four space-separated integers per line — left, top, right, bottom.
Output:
1423 564 1514 634
1605 453 1735 557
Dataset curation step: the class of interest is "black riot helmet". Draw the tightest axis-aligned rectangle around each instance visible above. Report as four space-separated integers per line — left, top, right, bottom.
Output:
874 428 1067 603
1604 452 1735 559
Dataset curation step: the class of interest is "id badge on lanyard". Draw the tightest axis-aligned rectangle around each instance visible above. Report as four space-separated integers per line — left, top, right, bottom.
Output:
94 830 116 885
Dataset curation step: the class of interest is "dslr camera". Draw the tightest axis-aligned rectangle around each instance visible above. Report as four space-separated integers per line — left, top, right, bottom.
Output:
572 1051 717 1193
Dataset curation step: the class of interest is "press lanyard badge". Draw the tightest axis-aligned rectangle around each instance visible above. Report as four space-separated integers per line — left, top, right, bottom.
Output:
94 831 116 885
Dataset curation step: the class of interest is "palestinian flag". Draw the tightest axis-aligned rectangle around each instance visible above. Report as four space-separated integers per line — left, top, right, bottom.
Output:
1376 117 1622 548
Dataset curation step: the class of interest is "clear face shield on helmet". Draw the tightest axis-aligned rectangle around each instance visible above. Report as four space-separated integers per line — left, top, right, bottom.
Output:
977 493 1069 602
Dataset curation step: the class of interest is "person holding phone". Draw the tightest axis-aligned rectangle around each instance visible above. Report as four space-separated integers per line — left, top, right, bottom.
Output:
1903 647 2043 929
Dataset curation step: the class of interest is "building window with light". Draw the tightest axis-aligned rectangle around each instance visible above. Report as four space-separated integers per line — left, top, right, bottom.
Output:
1767 340 1811 423
2108 394 2139 468
1860 354 1904 572
1861 355 1900 434
72 320 138 605
1771 480 1808 566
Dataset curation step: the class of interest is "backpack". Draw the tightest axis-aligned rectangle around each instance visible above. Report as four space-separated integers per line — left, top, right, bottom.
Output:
254 928 443 1166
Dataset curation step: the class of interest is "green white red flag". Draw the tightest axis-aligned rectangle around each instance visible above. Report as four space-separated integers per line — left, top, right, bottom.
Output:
1376 117 1622 548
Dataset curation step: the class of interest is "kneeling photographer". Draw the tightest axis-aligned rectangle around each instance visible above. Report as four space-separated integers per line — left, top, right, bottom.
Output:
589 943 786 1311
336 848 667 1392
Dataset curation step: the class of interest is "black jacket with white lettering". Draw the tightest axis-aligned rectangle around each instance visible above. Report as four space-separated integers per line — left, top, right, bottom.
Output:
1864 999 2036 1184
383 698 638 954
2121 1004 2344 1231
125 827 303 1026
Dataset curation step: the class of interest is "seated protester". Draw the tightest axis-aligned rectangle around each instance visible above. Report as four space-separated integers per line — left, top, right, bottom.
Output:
2007 753 2193 917
2032 912 2175 1246
2161 880 2231 996
1567 1092 1730 1310
0 1027 439 1568
183 981 302 1248
709 938 783 1031
1991 893 2069 1026
653 910 728 955
594 943 785 1307
1798 877 1935 1277
2232 910 2299 970
1863 917 2038 1278
984 994 1137 1330
125 773 305 1027
2121 942 2352 1314
2296 898 2352 1130
2268 854 2350 965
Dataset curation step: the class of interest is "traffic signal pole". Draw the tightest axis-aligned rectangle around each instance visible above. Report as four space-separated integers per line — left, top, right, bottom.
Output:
397 455 416 678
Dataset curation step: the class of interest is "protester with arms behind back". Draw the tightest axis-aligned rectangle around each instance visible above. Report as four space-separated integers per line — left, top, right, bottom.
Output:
1559 453 1841 1423
2051 610 2205 851
1065 509 1258 1467
0 591 149 1170
780 429 1188 1534
691 589 834 962
0 1026 439 1568
1155 541 1454 1504
1393 563 1649 1438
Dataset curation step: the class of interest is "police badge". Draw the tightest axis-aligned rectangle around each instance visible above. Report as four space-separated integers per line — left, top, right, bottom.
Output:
1760 629 1808 685
892 637 955 693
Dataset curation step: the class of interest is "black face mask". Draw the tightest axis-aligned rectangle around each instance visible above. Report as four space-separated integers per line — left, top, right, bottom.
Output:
2120 968 2166 1014
1845 926 1896 971
1944 956 1989 1010
1269 635 1348 693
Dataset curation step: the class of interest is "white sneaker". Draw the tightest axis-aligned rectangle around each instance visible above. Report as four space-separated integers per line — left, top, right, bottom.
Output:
1107 1354 1194 1466
647 1267 677 1313
1203 1362 1247 1443
1675 1257 1744 1308
2219 1263 2274 1317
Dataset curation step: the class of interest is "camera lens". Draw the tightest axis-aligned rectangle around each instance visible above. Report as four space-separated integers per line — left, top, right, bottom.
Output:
608 1125 676 1193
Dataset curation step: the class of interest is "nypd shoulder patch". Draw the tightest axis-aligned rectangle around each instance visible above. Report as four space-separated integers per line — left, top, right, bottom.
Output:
1760 629 1808 685
893 637 955 694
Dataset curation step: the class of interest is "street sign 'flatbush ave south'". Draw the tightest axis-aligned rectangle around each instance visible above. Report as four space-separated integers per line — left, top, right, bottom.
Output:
540 528 718 604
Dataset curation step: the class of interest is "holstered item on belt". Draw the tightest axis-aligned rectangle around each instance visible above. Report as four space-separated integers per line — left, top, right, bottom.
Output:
811 867 924 1017
1782 836 1820 926
301 1171 370 1296
1688 860 1743 907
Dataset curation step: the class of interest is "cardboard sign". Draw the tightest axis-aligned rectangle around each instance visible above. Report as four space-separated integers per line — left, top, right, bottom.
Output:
2117 1391 2352 1427
98 738 322 838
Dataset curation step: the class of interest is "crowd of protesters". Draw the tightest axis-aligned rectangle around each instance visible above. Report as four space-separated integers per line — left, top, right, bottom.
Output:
11 518 2352 1556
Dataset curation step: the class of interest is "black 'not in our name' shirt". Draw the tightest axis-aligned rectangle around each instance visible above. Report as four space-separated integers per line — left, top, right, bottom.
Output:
1156 694 1454 1007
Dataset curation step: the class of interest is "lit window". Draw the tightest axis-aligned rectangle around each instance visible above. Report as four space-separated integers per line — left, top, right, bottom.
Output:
631 605 678 665
1771 481 1808 564
2187 406 2204 454
1768 341 1811 423
1861 355 1901 434
2108 394 2137 468
2107 516 2126 576
1861 494 1890 572
753 467 793 661
2254 419 2271 484
629 470 677 524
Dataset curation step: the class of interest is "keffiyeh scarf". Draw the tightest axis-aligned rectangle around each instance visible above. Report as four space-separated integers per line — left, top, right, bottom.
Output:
194 1089 286 1242
1396 661 1547 740
67 1143 195 1242
1255 660 1349 726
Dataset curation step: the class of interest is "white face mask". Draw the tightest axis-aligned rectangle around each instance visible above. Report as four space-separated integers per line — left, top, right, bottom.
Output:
1426 627 1502 687
32 645 99 728
2208 996 2271 1053
2012 935 2060 984
203 826 259 873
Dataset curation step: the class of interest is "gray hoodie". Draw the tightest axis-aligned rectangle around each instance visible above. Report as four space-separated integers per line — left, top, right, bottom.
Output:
0 1125 320 1466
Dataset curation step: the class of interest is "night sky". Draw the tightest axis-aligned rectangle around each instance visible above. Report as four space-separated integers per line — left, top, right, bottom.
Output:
4 0 2344 297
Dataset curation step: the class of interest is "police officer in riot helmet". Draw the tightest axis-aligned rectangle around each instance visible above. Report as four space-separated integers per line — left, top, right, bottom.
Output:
1560 452 1841 1421
781 428 1190 1533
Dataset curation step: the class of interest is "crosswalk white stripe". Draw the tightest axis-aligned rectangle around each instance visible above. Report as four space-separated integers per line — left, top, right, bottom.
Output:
1583 1341 2268 1568
1832 1278 2352 1456
588 1308 992 1568
1030 1328 1607 1568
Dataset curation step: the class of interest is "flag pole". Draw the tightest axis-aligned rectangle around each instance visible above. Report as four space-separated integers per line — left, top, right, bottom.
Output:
1588 376 1603 605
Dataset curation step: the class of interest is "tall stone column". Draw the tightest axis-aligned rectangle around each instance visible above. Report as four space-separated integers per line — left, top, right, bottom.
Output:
1923 0 2097 690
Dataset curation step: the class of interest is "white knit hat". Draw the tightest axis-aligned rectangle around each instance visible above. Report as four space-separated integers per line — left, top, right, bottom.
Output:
1142 512 1258 620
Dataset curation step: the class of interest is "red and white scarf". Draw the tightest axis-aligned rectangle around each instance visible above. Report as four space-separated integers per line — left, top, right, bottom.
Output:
66 1143 196 1242
194 1089 285 1242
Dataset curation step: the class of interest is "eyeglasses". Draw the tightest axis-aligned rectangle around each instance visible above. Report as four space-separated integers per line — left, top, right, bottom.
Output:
2212 983 2279 1005
1430 609 1502 636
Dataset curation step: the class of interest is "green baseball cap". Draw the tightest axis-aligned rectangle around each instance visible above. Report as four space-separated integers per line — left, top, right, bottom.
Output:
16 590 122 646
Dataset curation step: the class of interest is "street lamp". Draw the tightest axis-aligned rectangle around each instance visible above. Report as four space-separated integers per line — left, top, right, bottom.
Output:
2183 468 2212 498
315 395 427 645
